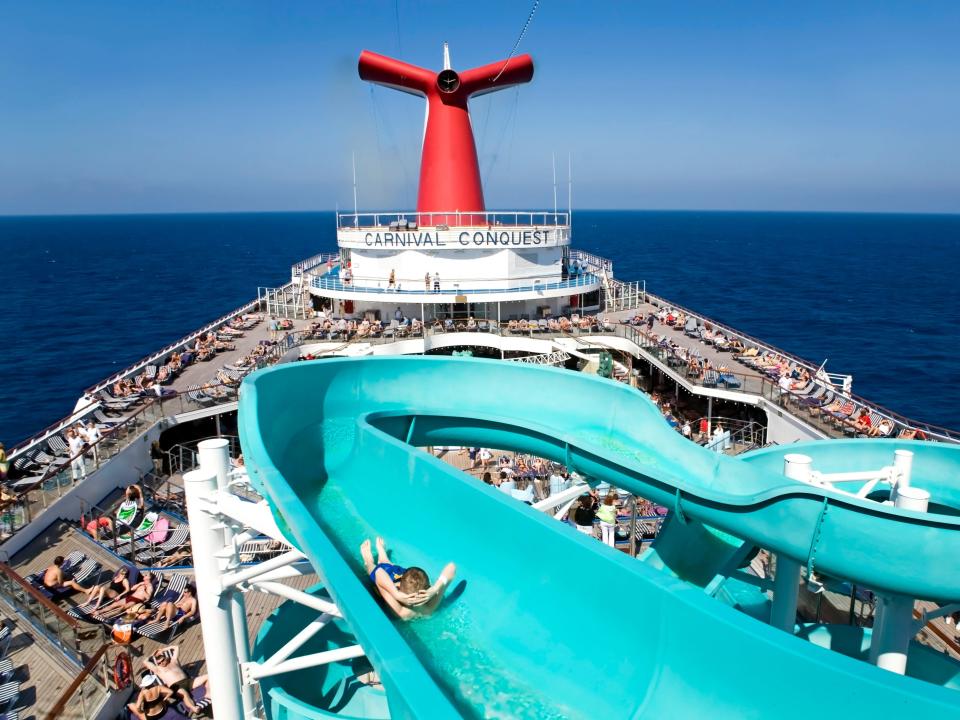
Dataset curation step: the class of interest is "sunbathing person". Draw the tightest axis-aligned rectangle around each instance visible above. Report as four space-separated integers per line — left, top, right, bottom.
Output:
853 408 877 436
99 571 154 616
42 556 89 594
86 566 130 609
144 644 207 716
127 671 176 720
360 537 456 620
153 584 198 629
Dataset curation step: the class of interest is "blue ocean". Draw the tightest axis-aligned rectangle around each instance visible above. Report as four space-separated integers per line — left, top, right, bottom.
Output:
2 211 959 445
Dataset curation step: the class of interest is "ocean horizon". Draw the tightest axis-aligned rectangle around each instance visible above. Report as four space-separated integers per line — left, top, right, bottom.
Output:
2 209 959 446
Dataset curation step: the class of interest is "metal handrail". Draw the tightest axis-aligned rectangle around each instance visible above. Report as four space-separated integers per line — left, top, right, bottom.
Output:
82 298 262 395
292 252 339 277
45 642 115 720
311 273 600 296
337 209 570 229
622 315 960 442
0 562 81 629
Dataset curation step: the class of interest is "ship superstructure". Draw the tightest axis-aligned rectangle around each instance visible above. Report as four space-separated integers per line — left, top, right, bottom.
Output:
308 46 600 325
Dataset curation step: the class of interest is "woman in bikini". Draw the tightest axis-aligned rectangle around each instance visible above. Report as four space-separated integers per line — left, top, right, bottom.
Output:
127 672 175 720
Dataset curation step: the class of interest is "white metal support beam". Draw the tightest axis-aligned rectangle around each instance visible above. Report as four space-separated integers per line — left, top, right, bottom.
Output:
184 468 247 720
198 439 257 718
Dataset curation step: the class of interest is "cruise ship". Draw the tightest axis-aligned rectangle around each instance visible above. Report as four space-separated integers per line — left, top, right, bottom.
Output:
2 44 960 720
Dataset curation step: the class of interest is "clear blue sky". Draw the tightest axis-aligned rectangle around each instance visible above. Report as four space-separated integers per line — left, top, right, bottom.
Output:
2 1 959 214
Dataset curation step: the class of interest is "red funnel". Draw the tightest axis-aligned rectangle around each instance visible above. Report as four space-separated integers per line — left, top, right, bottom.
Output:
359 49 534 225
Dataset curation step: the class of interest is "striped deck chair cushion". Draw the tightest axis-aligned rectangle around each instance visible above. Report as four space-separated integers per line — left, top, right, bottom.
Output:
135 574 192 639
71 559 101 586
0 659 13 681
0 709 18 720
136 525 189 563
0 681 18 706
136 610 197 640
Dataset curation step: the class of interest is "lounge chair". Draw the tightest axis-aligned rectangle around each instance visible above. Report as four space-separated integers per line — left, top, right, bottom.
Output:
29 552 101 601
718 372 741 389
136 576 197 641
683 317 699 338
117 511 160 545
702 370 718 388
136 525 190 564
187 386 215 407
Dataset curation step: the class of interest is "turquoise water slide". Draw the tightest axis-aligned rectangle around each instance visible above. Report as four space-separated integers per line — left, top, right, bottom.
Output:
239 356 960 719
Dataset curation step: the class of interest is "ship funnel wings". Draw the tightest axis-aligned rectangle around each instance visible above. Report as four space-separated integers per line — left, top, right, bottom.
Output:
357 48 535 215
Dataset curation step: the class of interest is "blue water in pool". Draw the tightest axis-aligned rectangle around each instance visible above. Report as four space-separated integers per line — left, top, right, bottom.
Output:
1 210 958 445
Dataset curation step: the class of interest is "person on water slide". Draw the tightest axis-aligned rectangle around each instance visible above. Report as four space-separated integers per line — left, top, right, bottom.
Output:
360 537 456 620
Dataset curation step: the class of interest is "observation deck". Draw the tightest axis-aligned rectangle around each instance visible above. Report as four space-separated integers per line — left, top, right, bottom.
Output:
313 210 599 304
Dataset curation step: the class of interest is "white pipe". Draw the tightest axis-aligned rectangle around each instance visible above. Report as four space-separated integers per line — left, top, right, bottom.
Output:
253 580 342 617
892 449 914 503
770 454 810 633
221 549 307 590
237 561 316 585
260 612 334 670
533 482 587 512
184 468 245 720
869 471 924 674
873 594 916 675
198 439 256 718
215 492 286 541
250 645 365 681
816 470 890 483
894 486 930 513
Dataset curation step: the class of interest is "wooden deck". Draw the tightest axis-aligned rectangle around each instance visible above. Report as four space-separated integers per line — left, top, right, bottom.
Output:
0 604 78 720
6 520 317 718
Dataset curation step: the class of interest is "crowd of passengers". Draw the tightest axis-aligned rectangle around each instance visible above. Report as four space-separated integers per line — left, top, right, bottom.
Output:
457 448 666 548
108 314 263 399
626 307 928 440
303 306 614 340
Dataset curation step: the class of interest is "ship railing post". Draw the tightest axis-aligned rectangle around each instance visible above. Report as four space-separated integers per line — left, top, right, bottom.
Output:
183 467 246 720
869 484 929 674
770 454 810 632
197 438 257 718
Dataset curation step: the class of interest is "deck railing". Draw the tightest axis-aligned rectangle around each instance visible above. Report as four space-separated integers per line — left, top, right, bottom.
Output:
8 299 264 462
0 377 260 545
310 272 599 296
291 252 339 277
45 642 126 720
337 209 569 229
0 562 95 664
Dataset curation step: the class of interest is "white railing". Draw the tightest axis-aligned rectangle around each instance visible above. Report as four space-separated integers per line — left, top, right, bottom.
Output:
570 249 613 275
605 278 645 312
508 350 572 366
292 252 339 278
337 210 569 230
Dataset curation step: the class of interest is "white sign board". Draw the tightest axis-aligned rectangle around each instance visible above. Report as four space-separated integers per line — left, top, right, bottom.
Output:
337 226 570 250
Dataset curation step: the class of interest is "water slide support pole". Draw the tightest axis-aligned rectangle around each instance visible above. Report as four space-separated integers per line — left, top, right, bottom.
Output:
870 483 929 674
198 439 257 718
770 454 810 632
184 468 246 720
706 397 713 437
891 449 913 503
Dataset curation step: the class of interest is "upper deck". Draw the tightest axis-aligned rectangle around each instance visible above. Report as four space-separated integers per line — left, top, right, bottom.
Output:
323 210 595 303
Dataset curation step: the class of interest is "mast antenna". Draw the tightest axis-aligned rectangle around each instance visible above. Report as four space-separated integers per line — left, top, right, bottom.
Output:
552 152 558 219
567 152 573 225
352 151 359 227
443 42 451 70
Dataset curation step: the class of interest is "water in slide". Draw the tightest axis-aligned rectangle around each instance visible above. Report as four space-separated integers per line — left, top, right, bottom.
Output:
239 356 960 719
